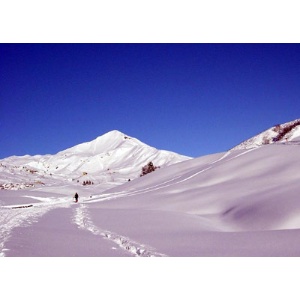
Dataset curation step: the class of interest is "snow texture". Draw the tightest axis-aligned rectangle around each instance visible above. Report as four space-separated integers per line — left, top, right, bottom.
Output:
1 124 300 256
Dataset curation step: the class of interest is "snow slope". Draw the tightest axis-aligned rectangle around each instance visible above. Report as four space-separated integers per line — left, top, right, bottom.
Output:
77 143 300 256
1 130 300 256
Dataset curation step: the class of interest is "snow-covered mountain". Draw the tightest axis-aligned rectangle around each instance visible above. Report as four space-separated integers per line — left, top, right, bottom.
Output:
231 118 300 150
2 120 300 257
0 130 190 191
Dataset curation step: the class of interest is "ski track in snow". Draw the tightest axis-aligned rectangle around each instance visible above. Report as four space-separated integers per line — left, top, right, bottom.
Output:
72 204 166 257
87 148 258 203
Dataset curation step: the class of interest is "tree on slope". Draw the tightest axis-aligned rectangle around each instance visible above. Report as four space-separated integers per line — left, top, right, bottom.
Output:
140 161 159 177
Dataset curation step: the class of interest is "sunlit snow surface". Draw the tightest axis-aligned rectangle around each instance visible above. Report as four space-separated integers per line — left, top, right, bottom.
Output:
1 129 300 256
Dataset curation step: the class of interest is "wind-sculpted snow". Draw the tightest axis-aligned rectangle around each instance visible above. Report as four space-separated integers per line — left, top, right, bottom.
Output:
84 143 300 234
85 148 258 206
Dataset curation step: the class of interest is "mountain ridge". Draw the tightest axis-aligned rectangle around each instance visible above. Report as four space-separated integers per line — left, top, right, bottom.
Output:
231 118 300 150
0 130 191 190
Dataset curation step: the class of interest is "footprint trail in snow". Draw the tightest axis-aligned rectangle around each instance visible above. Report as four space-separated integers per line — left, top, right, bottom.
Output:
73 204 166 257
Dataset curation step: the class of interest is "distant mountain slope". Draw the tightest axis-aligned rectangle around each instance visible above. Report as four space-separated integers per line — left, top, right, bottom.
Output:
231 118 300 150
0 130 191 190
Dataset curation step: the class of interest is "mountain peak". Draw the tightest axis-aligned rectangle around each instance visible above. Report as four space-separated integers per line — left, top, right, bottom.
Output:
95 130 137 145
99 130 127 138
64 130 138 155
0 130 190 190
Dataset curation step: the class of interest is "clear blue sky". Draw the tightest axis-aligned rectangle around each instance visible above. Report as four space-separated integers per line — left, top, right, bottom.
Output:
1 43 300 159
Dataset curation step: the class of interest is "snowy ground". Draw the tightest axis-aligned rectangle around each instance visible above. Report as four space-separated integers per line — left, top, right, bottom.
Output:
2 140 300 300
2 141 300 257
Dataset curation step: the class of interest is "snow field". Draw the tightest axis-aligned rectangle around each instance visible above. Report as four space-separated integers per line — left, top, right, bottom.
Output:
2 127 300 257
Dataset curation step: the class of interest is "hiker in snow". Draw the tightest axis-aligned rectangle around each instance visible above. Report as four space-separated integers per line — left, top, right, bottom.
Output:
74 192 79 203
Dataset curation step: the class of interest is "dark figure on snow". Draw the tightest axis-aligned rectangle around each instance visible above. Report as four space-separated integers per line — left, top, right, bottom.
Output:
74 192 79 203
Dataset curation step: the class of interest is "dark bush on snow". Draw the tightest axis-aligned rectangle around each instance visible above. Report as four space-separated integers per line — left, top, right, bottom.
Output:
140 161 160 177
83 180 94 186
273 120 300 142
